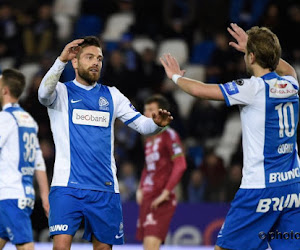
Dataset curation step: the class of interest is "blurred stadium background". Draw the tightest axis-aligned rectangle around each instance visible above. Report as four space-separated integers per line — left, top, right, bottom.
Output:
0 0 299 248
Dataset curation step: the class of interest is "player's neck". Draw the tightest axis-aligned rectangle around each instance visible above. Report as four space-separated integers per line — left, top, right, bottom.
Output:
252 66 271 78
2 96 18 107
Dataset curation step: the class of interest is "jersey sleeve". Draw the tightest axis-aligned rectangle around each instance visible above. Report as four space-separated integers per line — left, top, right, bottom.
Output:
38 58 67 107
219 77 260 106
111 87 142 124
0 112 15 150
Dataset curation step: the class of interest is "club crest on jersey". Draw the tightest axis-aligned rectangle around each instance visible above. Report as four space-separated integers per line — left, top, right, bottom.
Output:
99 97 109 111
234 79 244 86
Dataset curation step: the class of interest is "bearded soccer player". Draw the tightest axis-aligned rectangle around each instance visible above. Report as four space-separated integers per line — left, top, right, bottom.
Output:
160 24 300 250
136 95 187 250
38 36 173 250
0 69 49 250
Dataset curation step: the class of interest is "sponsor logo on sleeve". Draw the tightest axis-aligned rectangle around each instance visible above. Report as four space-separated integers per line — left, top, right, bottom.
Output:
72 109 110 127
223 81 239 95
129 103 137 112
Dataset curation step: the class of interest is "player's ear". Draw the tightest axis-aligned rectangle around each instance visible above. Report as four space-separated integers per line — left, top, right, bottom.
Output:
2 85 9 96
249 52 255 64
71 57 78 69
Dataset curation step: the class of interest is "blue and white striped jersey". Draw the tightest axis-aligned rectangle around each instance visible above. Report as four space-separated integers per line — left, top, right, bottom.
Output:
39 59 162 193
0 103 46 200
220 72 300 188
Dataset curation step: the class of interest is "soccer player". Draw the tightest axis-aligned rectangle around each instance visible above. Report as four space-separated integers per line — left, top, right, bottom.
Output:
160 24 300 250
136 95 187 250
38 36 173 250
0 69 49 250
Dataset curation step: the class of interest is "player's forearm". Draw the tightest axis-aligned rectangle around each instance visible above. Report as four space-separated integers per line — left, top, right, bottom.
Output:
165 156 187 192
128 115 164 135
176 77 224 101
38 58 67 106
275 59 297 79
35 170 49 201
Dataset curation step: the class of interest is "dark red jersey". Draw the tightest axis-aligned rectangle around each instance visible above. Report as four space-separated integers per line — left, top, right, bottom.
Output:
140 127 187 199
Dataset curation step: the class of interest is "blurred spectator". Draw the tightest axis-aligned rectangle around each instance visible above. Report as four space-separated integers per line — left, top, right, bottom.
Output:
0 2 22 65
114 119 144 168
229 0 270 28
20 72 51 140
223 163 242 202
187 99 227 146
101 49 137 99
119 33 140 71
22 3 57 61
284 4 300 63
162 0 196 50
200 151 226 202
131 0 163 40
206 32 237 83
188 169 206 203
118 161 138 202
135 48 165 106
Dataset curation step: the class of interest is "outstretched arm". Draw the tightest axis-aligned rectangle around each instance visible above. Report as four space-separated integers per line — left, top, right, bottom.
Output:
38 39 84 106
228 23 297 79
160 54 224 100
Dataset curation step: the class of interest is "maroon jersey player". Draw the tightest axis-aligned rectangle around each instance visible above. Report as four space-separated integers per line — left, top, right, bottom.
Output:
136 95 187 250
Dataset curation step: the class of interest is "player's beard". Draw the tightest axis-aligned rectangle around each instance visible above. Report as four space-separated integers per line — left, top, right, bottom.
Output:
77 65 101 86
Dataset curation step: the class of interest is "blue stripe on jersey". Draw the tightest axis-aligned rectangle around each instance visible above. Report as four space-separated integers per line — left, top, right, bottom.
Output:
262 72 300 187
218 85 230 106
5 107 36 199
65 82 115 192
124 113 141 125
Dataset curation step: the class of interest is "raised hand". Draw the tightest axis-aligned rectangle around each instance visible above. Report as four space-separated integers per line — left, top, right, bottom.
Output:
227 23 248 53
152 109 173 127
59 39 85 63
160 54 186 79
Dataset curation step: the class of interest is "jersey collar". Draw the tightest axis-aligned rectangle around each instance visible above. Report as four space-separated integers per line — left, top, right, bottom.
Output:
2 103 20 110
73 79 97 90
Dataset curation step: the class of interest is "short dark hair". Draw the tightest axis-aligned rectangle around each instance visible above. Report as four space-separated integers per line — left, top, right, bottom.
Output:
2 69 25 99
246 26 281 71
76 36 102 58
145 94 170 110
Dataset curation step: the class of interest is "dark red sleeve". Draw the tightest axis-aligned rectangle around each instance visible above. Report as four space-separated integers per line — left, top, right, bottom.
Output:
164 130 187 192
139 166 147 189
165 155 187 192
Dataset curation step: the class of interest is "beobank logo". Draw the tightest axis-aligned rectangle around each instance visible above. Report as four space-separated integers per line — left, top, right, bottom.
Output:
72 109 110 127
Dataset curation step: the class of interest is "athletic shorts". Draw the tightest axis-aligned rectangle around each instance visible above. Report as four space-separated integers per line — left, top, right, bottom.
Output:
49 186 124 245
136 197 176 241
216 182 300 250
0 199 33 245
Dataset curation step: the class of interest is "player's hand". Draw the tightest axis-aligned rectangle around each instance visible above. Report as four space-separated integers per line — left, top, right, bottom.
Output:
136 188 143 205
59 39 84 63
42 198 50 218
150 189 170 210
227 23 248 53
160 54 186 80
152 109 173 127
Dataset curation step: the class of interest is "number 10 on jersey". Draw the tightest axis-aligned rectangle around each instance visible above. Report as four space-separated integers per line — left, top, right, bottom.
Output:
275 102 295 138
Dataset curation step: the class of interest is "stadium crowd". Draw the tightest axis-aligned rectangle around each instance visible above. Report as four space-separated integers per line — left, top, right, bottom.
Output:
0 0 300 242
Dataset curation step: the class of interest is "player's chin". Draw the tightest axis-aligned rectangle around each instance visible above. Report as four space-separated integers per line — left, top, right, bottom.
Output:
89 72 100 81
